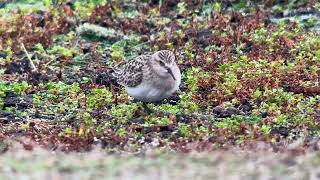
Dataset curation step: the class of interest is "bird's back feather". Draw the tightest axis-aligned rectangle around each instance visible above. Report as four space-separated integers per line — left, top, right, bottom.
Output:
111 55 150 87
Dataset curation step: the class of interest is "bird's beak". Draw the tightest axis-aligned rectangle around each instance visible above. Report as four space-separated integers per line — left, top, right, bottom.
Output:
166 67 176 80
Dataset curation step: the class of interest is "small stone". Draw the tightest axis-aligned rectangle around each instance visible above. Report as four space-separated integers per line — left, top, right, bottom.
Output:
34 13 45 28
129 118 145 124
160 131 171 138
159 126 170 132
0 51 6 58
29 121 36 128
222 107 239 117
261 112 268 118
23 142 33 151
0 118 9 124
255 98 262 107
278 127 290 137
81 43 92 54
179 82 188 92
176 114 192 123
5 59 31 74
238 101 253 113
241 104 252 112
3 94 33 109
144 136 153 143
212 106 224 116
150 138 160 147
270 126 290 137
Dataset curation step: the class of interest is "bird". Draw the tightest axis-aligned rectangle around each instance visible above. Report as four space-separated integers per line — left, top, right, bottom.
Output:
111 50 181 103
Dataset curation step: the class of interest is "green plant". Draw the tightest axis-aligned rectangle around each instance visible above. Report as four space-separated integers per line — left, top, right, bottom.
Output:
48 45 78 59
64 127 73 136
0 82 10 97
152 103 180 114
177 2 187 15
109 103 139 123
146 115 171 125
213 2 221 11
0 47 13 65
117 128 127 137
178 92 199 113
215 117 241 132
260 124 271 135
21 123 29 131
87 87 113 111
82 111 96 129
111 43 125 61
274 114 288 126
11 81 30 95
178 123 191 137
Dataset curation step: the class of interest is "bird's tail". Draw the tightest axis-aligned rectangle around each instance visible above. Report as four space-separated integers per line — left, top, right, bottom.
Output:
94 67 118 87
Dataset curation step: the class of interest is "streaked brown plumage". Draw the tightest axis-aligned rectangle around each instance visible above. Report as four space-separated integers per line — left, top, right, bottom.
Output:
111 50 181 102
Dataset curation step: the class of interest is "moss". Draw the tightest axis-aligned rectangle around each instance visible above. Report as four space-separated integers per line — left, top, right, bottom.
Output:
0 0 320 152
178 123 191 137
87 87 113 111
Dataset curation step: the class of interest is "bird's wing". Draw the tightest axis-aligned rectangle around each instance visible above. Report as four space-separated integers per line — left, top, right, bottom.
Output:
111 55 149 87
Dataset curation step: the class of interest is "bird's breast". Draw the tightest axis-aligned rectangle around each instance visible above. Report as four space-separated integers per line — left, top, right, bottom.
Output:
126 77 178 102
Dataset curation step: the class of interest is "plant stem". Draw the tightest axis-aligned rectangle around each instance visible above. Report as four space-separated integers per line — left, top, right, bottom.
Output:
20 42 38 73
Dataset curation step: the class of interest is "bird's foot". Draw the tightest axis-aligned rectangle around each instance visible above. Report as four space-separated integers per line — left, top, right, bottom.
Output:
142 102 155 114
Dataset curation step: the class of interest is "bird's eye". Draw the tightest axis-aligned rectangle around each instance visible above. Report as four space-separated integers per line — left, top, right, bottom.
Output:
159 61 165 66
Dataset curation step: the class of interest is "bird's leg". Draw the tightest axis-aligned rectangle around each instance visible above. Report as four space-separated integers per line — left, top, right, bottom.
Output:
153 100 165 106
133 99 155 114
142 102 155 114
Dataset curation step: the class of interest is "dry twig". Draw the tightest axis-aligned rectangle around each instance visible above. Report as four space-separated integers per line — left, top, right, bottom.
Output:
20 42 38 73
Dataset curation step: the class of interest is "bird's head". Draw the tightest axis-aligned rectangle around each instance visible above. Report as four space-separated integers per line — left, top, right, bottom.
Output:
150 50 177 80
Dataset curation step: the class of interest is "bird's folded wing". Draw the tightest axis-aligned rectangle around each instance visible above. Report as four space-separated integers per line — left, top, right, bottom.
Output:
111 57 146 87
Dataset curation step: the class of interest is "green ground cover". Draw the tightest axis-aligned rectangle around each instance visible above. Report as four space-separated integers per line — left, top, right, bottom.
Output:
0 0 319 179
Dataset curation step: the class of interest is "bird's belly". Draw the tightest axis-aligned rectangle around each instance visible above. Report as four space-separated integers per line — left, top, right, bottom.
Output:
127 83 175 102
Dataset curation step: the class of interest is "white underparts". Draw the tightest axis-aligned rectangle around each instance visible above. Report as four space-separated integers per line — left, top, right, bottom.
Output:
127 77 180 102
